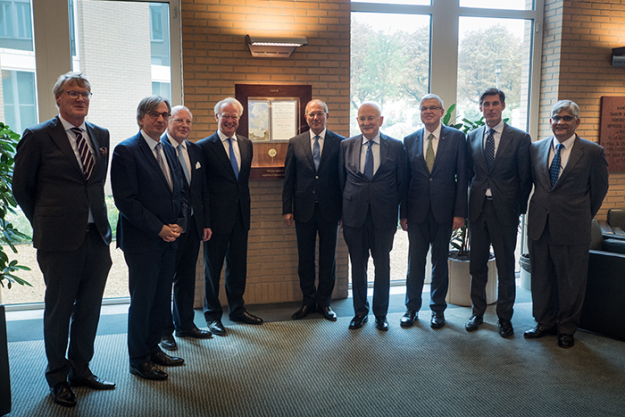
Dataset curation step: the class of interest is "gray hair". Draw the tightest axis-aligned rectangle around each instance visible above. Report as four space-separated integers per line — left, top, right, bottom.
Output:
53 72 91 98
420 94 444 109
136 95 171 127
214 98 244 117
305 99 328 115
359 101 382 116
551 100 579 119
171 105 193 119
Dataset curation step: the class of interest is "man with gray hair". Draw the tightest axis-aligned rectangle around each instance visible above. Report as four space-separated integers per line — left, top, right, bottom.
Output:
197 97 263 337
160 106 213 351
14 72 114 407
525 99 608 349
399 94 467 329
112 95 187 380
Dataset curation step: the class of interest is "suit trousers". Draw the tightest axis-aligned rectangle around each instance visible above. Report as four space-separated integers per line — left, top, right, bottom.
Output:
164 215 201 336
125 244 176 366
405 209 452 313
37 226 111 387
343 212 396 317
294 204 339 308
469 199 517 320
203 206 248 320
529 221 589 335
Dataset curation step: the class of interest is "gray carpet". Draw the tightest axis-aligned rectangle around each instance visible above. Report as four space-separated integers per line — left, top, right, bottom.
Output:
6 302 625 417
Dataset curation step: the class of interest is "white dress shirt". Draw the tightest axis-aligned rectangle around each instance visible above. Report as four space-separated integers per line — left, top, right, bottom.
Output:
360 133 381 176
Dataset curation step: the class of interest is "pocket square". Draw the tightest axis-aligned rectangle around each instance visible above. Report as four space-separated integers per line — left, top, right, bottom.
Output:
195 161 201 169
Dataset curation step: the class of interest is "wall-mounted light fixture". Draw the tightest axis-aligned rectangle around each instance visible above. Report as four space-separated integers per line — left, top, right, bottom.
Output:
611 47 625 67
245 35 308 58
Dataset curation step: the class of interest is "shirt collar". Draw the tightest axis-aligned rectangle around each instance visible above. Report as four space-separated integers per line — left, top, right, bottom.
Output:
362 132 380 145
485 120 505 136
551 134 576 151
58 114 86 132
140 130 161 151
218 130 237 142
309 128 326 140
167 132 186 149
424 123 442 140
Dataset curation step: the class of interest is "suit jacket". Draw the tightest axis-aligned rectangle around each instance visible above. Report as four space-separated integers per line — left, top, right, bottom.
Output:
400 125 468 224
13 116 111 250
339 133 408 230
162 134 211 238
467 123 532 225
282 130 344 223
528 135 609 245
196 132 253 234
111 131 186 253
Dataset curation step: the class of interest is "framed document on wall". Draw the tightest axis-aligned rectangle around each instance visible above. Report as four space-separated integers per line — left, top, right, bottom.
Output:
236 84 312 179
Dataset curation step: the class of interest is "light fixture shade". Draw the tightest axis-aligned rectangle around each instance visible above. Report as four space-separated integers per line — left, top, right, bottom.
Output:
246 35 308 58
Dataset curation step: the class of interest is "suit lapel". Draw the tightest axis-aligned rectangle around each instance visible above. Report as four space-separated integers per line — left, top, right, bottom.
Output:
431 127 449 173
49 117 84 178
537 138 552 187
138 133 172 192
377 134 388 178
475 125 489 171
492 123 512 170
301 133 315 170
556 135 583 187
210 134 236 179
237 137 250 180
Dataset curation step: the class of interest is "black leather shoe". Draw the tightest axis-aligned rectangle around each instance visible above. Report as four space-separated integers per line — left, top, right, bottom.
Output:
292 305 315 320
375 316 389 331
151 351 185 367
160 334 177 351
130 362 168 381
558 333 575 349
431 311 445 329
50 382 76 407
207 320 227 336
498 319 514 338
524 325 557 339
176 326 213 339
349 315 368 329
465 315 483 332
318 306 338 322
69 374 116 390
230 311 264 325
400 309 418 328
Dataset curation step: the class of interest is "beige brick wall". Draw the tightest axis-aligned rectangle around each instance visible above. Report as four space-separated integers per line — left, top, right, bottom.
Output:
182 0 351 308
539 0 625 219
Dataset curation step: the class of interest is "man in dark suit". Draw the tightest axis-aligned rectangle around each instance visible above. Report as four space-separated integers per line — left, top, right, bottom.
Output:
340 101 409 331
525 100 608 349
197 97 263 337
399 94 467 329
159 106 213 351
111 95 187 381
282 99 344 322
13 72 115 407
465 87 532 338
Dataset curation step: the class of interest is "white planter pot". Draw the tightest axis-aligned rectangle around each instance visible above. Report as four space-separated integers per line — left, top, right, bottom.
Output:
446 256 498 307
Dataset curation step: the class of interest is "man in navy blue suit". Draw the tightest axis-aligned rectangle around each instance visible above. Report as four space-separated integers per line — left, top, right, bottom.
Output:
111 96 187 381
399 94 467 329
159 106 213 351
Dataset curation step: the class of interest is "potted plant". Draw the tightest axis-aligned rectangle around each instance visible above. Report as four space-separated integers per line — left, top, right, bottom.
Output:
0 122 32 416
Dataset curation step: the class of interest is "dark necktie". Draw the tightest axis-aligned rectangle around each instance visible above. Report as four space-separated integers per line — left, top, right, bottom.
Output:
228 138 239 179
364 140 374 180
70 127 94 179
313 135 321 172
550 143 563 188
155 142 173 191
425 133 435 173
485 128 495 171
177 144 191 185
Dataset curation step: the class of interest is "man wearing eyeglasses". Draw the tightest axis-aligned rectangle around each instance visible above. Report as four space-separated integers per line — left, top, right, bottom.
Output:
399 94 468 330
525 100 608 349
282 99 344 322
111 95 188 381
197 97 263 337
13 72 115 407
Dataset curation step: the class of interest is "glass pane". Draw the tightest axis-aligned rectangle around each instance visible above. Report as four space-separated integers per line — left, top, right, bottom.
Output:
0 0 34 51
351 12 431 139
460 0 534 11
456 17 532 131
352 0 429 5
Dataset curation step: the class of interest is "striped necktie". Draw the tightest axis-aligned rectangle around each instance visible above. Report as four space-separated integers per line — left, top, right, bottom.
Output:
70 127 94 179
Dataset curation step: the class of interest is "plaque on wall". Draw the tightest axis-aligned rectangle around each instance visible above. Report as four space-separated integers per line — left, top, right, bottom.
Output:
599 96 625 172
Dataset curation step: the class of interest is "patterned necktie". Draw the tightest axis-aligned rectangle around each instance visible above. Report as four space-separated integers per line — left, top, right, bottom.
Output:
550 143 563 188
177 143 191 185
364 140 374 180
313 135 321 172
228 138 239 179
425 133 435 173
70 127 94 179
485 128 495 171
155 142 173 191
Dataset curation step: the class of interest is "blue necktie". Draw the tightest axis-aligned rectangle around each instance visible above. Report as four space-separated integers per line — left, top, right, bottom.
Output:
228 138 239 179
485 128 495 171
364 140 374 180
313 135 321 172
177 144 191 185
550 143 563 188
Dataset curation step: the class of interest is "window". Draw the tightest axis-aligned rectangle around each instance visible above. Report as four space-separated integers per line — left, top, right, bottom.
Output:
1 70 37 134
0 0 33 51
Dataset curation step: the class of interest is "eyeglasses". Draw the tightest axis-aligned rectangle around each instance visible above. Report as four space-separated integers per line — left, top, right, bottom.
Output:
65 91 92 100
148 111 171 120
551 115 576 122
420 106 442 112
307 112 326 118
